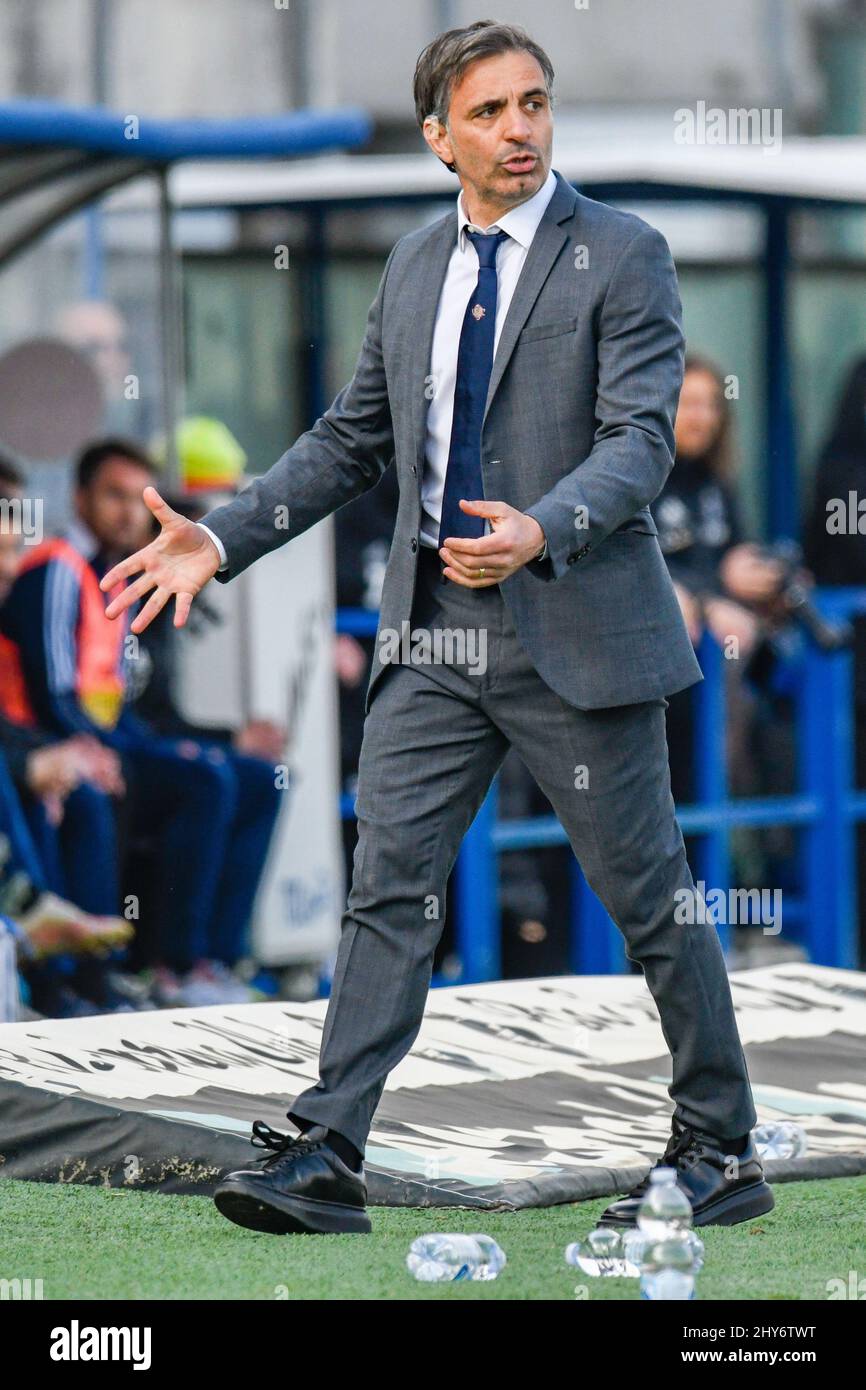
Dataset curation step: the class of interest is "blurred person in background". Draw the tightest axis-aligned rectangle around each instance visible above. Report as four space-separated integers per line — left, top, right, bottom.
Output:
656 355 815 959
53 302 130 396
53 299 156 439
0 453 133 1015
654 355 786 659
0 438 279 1007
654 355 787 800
805 353 866 965
805 353 866 585
33 299 155 534
137 418 287 761
0 748 131 1017
128 419 285 994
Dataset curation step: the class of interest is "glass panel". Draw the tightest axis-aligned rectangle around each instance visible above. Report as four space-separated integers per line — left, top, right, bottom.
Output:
182 253 300 474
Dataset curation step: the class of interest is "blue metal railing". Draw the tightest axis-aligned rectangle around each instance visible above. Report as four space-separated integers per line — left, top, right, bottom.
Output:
337 588 866 982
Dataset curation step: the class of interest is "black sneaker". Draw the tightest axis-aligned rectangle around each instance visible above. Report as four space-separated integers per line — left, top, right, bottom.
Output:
598 1118 775 1228
213 1121 371 1235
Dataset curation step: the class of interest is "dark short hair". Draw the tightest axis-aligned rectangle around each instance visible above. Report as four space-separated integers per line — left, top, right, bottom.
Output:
76 437 157 491
413 19 555 173
0 449 25 497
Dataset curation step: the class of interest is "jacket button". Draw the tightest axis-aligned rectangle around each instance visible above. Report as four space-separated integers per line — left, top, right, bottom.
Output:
411 463 417 475
410 537 418 552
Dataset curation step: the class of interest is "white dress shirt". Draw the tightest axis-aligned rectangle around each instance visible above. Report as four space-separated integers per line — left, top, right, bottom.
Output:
199 166 558 573
199 520 228 570
420 166 557 551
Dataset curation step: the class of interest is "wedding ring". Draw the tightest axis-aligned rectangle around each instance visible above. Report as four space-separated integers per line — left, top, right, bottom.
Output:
478 567 486 579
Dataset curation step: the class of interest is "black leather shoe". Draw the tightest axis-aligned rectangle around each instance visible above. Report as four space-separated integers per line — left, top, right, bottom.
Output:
213 1121 371 1234
598 1119 774 1229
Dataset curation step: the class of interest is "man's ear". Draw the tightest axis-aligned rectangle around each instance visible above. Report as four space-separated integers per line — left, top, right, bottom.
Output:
422 116 456 173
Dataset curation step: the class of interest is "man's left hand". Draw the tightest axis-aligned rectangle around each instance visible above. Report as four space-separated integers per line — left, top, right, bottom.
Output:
440 499 545 587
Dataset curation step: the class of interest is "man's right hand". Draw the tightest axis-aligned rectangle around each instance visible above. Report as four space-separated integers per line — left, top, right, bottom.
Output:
100 486 222 634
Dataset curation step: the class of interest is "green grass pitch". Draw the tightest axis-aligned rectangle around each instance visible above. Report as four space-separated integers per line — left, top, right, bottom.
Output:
2 1175 864 1300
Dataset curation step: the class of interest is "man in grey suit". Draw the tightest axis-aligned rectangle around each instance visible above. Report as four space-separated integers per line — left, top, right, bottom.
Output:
103 20 773 1235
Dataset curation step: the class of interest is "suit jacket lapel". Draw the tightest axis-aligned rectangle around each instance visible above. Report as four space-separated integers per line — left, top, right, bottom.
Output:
483 171 577 424
409 171 579 463
410 212 458 470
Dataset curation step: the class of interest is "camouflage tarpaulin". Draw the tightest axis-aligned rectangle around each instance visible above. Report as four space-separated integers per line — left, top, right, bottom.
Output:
1 963 865 1207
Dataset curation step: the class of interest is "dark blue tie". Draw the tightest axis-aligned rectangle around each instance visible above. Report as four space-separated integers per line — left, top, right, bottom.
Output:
438 228 509 547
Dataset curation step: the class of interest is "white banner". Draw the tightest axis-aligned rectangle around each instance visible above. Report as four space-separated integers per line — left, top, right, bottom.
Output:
1 967 865 1205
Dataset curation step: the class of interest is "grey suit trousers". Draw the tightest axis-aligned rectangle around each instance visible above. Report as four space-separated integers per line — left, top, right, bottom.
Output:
289 548 758 1153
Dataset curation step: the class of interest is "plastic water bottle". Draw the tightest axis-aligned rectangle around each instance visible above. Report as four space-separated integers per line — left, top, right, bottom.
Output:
406 1233 506 1282
640 1233 699 1300
637 1166 693 1240
635 1167 699 1298
753 1121 807 1160
621 1227 649 1277
565 1226 629 1277
618 1227 704 1279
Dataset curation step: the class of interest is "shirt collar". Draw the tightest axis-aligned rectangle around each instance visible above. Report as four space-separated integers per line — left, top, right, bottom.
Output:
457 166 558 253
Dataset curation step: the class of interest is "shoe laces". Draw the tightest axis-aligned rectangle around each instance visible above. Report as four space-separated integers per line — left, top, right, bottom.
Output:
628 1125 702 1198
664 1124 703 1166
249 1119 327 1170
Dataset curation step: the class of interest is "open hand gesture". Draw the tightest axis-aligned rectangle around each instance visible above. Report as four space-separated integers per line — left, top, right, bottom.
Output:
100 486 222 634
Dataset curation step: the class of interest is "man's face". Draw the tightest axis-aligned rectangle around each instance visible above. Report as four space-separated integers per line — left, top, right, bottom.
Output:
76 457 154 556
0 531 21 605
423 50 553 219
0 483 23 605
675 369 723 458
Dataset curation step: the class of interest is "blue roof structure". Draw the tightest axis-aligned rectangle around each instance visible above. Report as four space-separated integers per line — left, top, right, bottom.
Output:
0 99 372 161
0 98 373 267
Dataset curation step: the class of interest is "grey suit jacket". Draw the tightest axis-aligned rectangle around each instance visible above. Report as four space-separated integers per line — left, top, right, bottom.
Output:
202 169 702 711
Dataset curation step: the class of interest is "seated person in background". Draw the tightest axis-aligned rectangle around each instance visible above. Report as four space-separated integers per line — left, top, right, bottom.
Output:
0 457 131 1013
805 353 866 585
805 352 866 967
653 354 785 658
128 420 285 989
654 354 799 867
134 417 287 765
0 438 279 1007
0 453 123 893
0 747 131 1004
